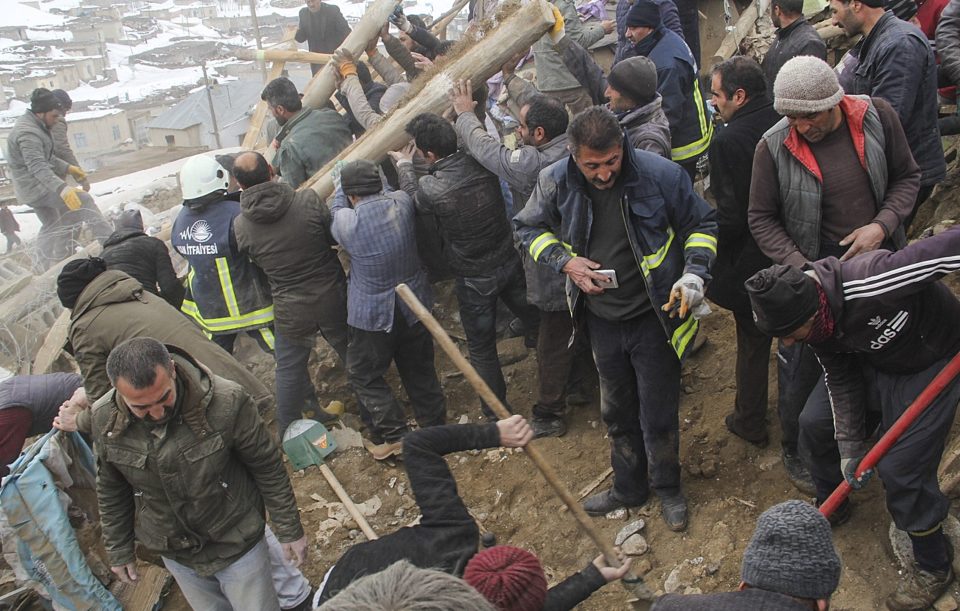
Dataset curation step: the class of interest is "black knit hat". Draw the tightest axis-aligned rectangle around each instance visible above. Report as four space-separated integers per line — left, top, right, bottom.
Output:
116 208 144 232
57 257 108 309
340 160 382 196
626 0 661 28
741 500 841 600
745 265 819 336
607 56 658 106
30 88 60 114
51 89 72 112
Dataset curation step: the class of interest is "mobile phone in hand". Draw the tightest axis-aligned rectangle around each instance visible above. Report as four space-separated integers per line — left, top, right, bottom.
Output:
596 269 618 289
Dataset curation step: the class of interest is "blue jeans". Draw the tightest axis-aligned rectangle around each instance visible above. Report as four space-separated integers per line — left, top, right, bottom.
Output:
162 535 280 611
587 309 682 502
776 340 823 453
455 256 539 418
274 325 348 436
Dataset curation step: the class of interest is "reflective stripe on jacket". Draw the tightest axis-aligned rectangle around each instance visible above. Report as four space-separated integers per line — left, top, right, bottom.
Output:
172 196 274 336
513 138 717 360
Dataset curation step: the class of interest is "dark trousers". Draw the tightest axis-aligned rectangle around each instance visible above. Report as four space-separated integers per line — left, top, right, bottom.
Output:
726 310 773 439
274 323 349 435
798 356 960 533
533 309 592 419
587 309 681 501
776 340 823 453
455 256 539 417
212 327 276 355
3 231 20 253
347 311 446 443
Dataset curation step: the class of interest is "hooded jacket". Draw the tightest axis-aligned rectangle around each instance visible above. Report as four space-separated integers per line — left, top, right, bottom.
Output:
234 181 347 339
275 107 352 189
100 228 184 308
514 138 717 360
93 350 303 576
806 225 960 458
6 111 69 208
556 35 672 158
67 270 271 412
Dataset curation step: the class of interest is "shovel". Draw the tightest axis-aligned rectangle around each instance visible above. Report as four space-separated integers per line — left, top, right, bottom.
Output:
819 351 960 519
283 419 379 541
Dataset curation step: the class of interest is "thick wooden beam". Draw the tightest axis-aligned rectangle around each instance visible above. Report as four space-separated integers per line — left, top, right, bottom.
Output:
299 0 557 201
300 0 400 111
237 48 334 65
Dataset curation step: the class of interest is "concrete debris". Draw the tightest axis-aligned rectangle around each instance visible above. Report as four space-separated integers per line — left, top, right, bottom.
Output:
357 495 382 517
934 594 959 611
329 425 365 450
388 477 397 489
614 519 646 546
605 507 628 520
458 414 470 424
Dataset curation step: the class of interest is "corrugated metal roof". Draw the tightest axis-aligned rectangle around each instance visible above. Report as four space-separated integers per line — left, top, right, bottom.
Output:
146 78 262 131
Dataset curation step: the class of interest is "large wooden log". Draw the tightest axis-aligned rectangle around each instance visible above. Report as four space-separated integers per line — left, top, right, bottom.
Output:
237 48 334 65
300 0 400 110
300 0 557 200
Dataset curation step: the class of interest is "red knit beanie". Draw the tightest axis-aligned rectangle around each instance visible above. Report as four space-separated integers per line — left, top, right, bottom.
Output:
463 546 548 611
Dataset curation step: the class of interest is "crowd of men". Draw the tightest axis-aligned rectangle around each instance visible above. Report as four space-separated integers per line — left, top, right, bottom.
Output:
5 0 960 608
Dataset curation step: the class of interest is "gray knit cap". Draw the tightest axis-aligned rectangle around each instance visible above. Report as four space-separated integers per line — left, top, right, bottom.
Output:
741 500 841 600
773 56 844 116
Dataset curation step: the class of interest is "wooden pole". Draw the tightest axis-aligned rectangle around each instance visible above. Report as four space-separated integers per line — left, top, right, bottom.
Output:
200 62 222 149
299 0 399 111
248 0 268 82
319 463 379 540
395 284 655 608
430 0 470 38
236 48 334 65
300 0 559 201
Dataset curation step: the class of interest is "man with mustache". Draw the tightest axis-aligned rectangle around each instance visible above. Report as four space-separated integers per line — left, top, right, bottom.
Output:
514 106 716 530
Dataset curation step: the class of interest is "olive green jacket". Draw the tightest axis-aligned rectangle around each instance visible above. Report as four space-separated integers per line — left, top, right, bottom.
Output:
92 352 303 576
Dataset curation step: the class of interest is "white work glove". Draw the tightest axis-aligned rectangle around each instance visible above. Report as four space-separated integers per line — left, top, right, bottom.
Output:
662 273 711 320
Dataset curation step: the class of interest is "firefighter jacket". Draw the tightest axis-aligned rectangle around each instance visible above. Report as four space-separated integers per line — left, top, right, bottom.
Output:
171 194 274 337
513 138 717 360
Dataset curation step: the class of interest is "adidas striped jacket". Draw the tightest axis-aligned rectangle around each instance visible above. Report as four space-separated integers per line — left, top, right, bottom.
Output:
807 225 960 455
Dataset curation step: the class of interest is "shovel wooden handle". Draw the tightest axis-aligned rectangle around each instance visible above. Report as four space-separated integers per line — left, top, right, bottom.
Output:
396 283 654 605
319 463 379 541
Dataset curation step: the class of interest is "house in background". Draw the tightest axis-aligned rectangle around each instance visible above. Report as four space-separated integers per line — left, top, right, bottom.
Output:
66 108 136 169
146 78 263 149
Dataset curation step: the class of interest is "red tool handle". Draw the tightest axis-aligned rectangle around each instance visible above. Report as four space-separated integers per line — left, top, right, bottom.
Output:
820 351 960 519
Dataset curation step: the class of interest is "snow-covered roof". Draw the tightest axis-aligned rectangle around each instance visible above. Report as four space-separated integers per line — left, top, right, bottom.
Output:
147 78 261 131
68 107 123 121
10 2 66 27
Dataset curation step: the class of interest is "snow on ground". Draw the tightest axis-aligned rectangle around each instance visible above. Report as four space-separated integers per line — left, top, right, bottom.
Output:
10 148 241 243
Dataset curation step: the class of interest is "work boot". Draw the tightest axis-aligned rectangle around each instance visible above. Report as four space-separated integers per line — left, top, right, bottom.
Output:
782 449 817 495
724 414 769 448
582 489 646 516
532 416 566 438
885 564 953 610
367 440 403 461
660 494 688 532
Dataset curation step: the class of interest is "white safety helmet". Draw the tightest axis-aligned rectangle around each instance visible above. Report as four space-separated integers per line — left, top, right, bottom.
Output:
179 155 231 200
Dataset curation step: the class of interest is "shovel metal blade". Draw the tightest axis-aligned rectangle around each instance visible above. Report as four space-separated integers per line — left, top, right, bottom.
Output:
282 419 337 471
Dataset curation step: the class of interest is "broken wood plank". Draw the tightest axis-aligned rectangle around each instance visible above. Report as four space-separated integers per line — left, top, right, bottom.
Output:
31 310 72 375
300 0 558 201
710 0 773 65
109 563 172 610
560 467 613 513
431 0 470 38
237 48 334 65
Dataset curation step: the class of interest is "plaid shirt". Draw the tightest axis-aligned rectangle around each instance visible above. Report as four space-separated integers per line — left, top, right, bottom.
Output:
331 188 431 332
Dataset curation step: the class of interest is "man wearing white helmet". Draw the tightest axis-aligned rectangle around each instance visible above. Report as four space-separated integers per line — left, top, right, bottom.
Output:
171 155 275 355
